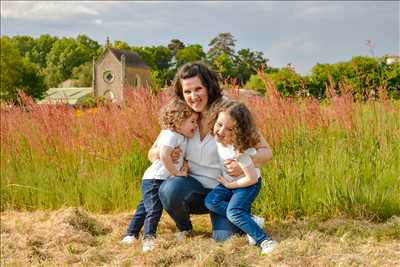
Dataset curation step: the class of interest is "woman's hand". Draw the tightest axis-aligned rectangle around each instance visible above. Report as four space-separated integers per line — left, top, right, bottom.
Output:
217 175 234 189
148 145 182 163
171 148 182 163
180 160 189 176
224 159 243 177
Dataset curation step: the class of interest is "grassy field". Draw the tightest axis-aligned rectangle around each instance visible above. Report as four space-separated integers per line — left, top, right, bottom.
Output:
1 82 399 222
1 208 399 266
1 80 399 265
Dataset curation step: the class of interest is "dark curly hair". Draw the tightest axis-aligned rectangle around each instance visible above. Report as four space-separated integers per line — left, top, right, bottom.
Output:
172 61 222 108
208 99 260 153
159 97 196 131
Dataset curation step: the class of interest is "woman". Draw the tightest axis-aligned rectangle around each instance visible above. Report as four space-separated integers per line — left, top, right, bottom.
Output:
148 61 272 241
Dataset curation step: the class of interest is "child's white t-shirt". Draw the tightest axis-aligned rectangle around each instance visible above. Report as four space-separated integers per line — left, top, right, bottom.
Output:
142 129 187 180
216 142 261 182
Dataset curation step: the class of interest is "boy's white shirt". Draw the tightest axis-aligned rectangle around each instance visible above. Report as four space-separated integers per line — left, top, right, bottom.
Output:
216 142 261 182
142 129 187 180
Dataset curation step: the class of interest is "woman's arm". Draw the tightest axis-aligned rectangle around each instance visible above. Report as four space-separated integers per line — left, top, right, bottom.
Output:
252 133 273 168
148 133 182 163
160 145 188 177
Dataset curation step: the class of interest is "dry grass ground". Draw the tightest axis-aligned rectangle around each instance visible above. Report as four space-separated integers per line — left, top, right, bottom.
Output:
1 208 399 266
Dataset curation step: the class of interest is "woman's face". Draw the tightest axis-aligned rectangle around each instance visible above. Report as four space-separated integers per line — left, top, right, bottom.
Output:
181 76 208 113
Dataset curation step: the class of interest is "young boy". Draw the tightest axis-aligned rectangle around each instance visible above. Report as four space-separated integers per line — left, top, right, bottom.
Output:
121 98 198 252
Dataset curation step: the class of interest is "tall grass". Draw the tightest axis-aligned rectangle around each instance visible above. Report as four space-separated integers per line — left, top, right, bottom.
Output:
1 80 399 221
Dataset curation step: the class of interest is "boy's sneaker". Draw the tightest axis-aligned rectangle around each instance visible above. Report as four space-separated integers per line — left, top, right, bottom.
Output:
247 215 266 245
142 237 155 252
260 239 278 254
120 235 137 245
175 230 192 241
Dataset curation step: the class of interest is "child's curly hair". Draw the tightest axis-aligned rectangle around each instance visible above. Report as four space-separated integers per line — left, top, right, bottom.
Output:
208 99 260 153
160 97 195 131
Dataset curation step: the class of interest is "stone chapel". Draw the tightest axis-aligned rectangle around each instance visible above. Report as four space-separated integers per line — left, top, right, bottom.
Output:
93 45 151 102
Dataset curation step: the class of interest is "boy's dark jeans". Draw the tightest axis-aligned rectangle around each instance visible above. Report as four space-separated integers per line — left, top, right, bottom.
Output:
126 179 164 239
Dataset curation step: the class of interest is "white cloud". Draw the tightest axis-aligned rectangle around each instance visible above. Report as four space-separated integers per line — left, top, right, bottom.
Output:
1 1 103 21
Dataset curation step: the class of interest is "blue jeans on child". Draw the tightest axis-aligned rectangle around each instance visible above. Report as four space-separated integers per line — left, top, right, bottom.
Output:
126 179 164 239
159 176 243 242
204 179 271 245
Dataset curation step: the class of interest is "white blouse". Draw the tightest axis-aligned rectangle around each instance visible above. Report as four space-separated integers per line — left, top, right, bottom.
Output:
185 129 221 189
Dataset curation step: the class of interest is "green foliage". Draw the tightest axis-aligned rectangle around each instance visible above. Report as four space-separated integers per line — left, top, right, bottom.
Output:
1 37 24 101
234 48 267 85
75 95 106 108
382 60 400 99
10 35 36 59
208 32 236 60
132 45 175 87
112 40 130 50
308 56 400 99
18 58 48 100
175 44 206 68
212 53 235 81
245 74 266 95
168 39 185 57
29 34 58 69
0 37 47 102
269 67 305 96
2 34 398 100
44 35 99 87
71 61 93 87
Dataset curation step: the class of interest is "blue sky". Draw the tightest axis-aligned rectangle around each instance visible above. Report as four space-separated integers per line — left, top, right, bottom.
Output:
1 1 399 74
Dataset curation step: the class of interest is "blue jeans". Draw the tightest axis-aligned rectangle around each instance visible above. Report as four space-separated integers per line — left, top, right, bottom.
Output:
126 179 164 239
204 179 270 245
159 176 243 242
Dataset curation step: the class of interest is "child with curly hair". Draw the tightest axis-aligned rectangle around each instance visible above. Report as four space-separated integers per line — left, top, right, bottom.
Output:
121 97 198 252
204 99 278 254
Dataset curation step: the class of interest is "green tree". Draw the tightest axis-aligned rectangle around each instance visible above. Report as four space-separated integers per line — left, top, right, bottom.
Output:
113 40 131 50
213 53 236 82
1 37 47 102
382 58 400 99
308 63 338 98
234 48 268 85
19 58 48 100
71 61 93 87
270 67 305 97
29 34 58 69
77 34 101 56
132 46 174 87
10 35 36 58
175 44 206 68
346 56 380 98
1 37 24 101
44 37 96 87
168 39 185 57
208 32 236 62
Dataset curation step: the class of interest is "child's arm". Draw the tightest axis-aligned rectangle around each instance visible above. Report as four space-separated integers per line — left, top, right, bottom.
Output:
160 145 187 177
217 161 258 189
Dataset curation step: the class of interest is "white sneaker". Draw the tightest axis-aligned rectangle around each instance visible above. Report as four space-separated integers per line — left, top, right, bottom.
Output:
247 215 266 245
120 235 137 245
175 230 192 241
260 239 278 254
142 238 155 252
